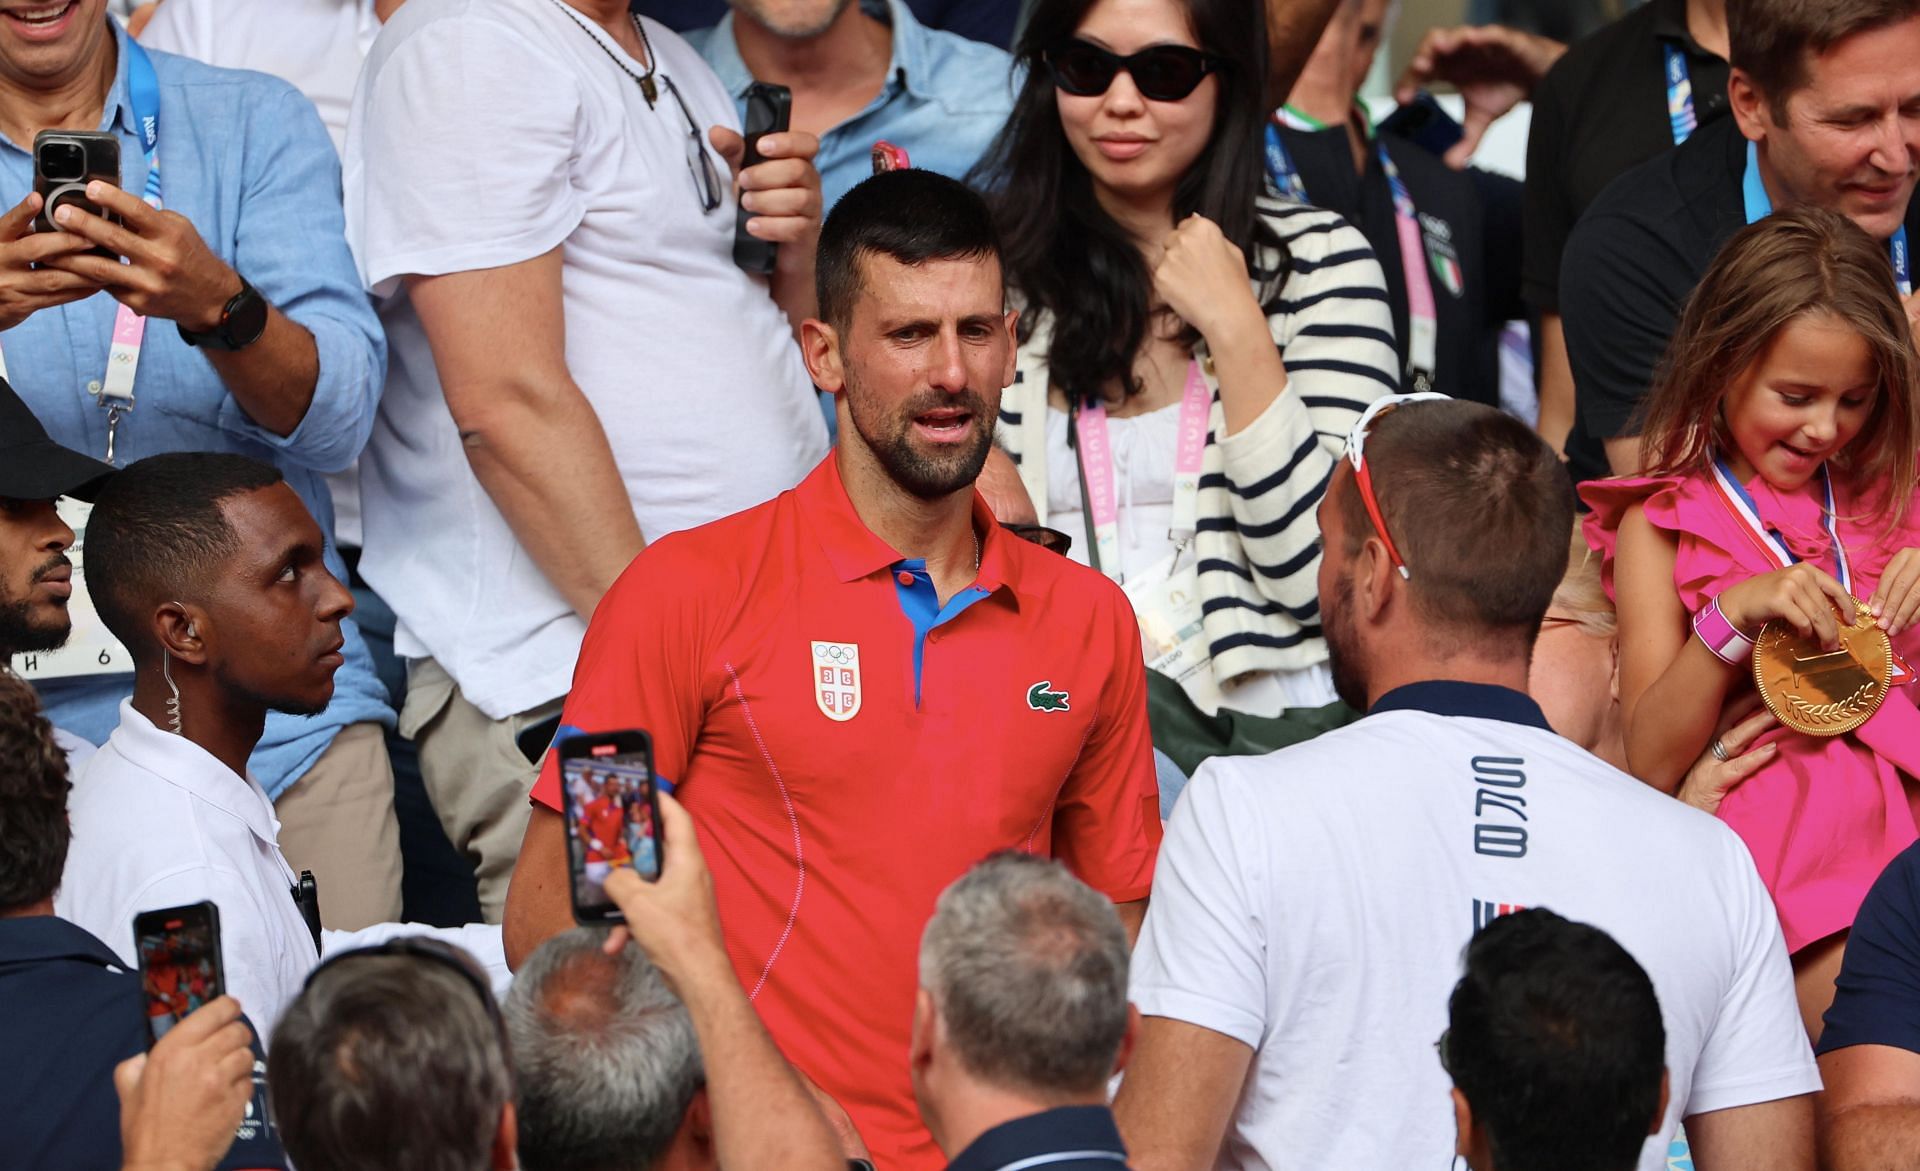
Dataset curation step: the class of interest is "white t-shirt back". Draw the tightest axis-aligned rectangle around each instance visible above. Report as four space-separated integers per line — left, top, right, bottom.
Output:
343 0 828 718
1131 685 1819 1171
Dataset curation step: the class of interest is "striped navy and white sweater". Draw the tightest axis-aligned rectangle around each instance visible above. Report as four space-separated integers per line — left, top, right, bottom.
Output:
995 197 1399 685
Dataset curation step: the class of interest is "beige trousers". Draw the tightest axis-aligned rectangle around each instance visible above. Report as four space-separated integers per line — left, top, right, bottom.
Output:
401 657 564 924
273 721 404 930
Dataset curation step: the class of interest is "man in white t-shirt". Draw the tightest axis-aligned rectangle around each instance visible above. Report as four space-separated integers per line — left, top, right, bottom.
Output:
54 453 506 1040
1112 396 1819 1171
343 0 830 919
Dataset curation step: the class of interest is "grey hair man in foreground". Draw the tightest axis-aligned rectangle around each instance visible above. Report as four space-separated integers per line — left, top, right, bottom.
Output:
505 793 848 1171
911 852 1141 1171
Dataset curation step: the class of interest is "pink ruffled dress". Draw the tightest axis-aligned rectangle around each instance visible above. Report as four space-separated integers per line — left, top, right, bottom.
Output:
1584 469 1920 953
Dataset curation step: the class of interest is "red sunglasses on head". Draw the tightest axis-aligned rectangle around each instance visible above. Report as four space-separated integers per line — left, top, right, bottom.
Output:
1343 393 1449 580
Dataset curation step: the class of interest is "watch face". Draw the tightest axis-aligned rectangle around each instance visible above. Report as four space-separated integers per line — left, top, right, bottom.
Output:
224 283 269 349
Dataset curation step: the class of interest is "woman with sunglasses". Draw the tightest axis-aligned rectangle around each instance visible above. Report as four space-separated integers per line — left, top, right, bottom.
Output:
977 0 1397 721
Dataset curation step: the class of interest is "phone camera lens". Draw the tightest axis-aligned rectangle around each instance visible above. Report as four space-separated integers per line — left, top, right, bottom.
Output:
39 141 85 182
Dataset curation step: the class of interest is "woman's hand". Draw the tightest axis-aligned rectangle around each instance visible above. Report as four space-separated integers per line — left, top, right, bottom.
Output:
1152 214 1265 347
1869 547 1920 637
1676 701 1778 816
1718 562 1858 650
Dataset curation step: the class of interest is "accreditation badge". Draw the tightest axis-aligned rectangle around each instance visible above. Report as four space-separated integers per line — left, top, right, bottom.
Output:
1124 555 1225 714
9 499 135 681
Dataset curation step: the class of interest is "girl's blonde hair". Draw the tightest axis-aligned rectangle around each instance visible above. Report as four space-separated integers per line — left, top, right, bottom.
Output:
1552 524 1616 641
1636 204 1920 529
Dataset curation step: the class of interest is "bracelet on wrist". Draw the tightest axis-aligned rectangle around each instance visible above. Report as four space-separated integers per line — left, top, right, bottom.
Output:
1692 595 1754 666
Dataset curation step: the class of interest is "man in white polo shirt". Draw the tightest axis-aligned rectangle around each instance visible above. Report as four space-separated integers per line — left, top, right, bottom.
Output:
343 0 830 920
54 454 504 1039
1113 397 1819 1171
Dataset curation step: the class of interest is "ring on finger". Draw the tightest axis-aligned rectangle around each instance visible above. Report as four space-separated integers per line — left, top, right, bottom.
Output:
1710 738 1730 762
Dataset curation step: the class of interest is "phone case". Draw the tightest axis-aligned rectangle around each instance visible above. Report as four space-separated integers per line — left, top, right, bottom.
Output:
133 901 226 1044
733 83 792 275
558 730 662 924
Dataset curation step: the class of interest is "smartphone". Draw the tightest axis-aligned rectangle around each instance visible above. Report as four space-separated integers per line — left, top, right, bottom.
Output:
871 141 911 174
1377 92 1465 160
32 130 120 253
133 901 225 1045
557 729 663 923
733 82 793 276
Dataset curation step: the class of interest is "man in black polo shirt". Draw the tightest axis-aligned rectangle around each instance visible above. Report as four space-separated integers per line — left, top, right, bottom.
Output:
0 673 285 1170
1267 0 1524 406
1560 0 1920 482
911 854 1139 1171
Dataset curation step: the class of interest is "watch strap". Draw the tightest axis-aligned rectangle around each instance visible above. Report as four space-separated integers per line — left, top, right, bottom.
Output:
178 276 267 352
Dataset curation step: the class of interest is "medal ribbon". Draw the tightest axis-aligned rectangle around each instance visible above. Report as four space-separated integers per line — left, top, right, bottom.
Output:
0 37 165 464
1663 43 1697 146
1264 108 1439 391
1075 359 1212 583
1743 140 1910 295
1709 455 1851 591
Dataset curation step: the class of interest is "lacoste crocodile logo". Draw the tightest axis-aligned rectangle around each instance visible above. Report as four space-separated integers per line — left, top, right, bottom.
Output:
1026 681 1070 712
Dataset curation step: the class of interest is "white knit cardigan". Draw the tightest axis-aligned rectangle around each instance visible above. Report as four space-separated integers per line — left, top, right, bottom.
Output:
995 196 1398 684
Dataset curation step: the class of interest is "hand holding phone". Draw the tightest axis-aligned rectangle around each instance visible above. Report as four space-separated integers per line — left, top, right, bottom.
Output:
733 82 793 275
134 901 226 1044
32 130 121 255
601 792 729 990
559 730 664 923
114 994 257 1171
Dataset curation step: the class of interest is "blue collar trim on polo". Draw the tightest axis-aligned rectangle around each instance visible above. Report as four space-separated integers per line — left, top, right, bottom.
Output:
1369 681 1552 731
946 1105 1130 1171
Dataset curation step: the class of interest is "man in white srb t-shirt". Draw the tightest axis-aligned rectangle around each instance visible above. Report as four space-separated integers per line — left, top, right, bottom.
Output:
1114 397 1818 1171
342 0 829 918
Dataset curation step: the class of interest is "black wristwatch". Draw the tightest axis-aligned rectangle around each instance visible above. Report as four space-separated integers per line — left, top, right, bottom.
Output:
178 275 269 352
847 1162 876 1171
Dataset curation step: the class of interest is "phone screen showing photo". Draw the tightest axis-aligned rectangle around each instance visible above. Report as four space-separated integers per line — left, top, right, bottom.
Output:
136 912 221 1042
562 750 660 915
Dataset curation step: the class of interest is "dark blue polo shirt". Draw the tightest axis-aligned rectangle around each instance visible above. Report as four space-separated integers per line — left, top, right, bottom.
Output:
1821 840 1920 1057
946 1104 1134 1171
0 915 285 1170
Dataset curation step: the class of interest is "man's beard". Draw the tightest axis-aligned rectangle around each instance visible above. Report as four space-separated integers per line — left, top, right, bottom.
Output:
0 553 75 656
1324 570 1370 713
845 382 994 501
738 0 854 39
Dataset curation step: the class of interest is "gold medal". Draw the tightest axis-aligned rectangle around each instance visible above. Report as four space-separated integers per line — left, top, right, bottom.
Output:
1753 599 1891 737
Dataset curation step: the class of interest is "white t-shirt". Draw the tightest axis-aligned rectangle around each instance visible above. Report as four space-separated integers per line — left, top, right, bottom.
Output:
1131 682 1819 1171
53 724 97 775
58 702 511 1040
138 0 381 548
344 0 828 719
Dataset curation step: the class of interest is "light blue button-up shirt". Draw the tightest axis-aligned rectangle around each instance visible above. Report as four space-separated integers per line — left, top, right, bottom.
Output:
12 21 392 799
687 0 1020 210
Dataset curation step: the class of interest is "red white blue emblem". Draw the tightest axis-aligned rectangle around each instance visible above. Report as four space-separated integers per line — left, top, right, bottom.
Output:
812 641 861 721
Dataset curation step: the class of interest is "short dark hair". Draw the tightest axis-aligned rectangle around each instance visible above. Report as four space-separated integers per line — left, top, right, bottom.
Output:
269 954 513 1171
0 672 70 913
1445 909 1666 1171
85 453 284 664
1336 400 1574 658
815 168 1002 336
1728 0 1920 120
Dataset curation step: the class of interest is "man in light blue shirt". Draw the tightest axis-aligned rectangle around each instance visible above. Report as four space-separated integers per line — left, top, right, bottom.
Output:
0 6 399 929
686 0 1017 211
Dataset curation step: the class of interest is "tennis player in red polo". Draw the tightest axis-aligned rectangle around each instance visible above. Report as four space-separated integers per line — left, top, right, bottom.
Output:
503 170 1161 1171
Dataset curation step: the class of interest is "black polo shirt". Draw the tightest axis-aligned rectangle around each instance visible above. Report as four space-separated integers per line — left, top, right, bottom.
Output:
945 1104 1134 1171
1558 115 1920 483
0 915 286 1170
1523 0 1731 313
1272 120 1523 406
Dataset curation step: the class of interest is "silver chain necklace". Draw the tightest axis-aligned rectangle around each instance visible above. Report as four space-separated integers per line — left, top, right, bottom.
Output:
545 0 659 105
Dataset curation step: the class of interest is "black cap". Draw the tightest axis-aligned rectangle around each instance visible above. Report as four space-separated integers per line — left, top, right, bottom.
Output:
0 377 114 502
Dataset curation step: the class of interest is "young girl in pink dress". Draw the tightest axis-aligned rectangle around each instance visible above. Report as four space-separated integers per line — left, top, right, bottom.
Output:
1584 206 1920 1036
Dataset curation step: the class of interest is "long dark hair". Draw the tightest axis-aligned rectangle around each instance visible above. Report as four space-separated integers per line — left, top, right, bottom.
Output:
969 0 1281 406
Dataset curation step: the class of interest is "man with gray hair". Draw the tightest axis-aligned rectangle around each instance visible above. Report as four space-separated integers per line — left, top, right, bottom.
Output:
911 852 1139 1171
506 791 848 1171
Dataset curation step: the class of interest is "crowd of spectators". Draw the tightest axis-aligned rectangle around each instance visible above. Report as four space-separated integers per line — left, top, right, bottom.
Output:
8 0 1920 1168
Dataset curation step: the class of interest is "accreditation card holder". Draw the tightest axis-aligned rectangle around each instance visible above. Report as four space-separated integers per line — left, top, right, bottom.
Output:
8 499 135 680
1124 553 1225 715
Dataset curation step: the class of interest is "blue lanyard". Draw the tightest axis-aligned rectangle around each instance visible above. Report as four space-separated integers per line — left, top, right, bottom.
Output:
1663 43 1697 146
126 37 163 204
1742 140 1909 295
1264 113 1309 202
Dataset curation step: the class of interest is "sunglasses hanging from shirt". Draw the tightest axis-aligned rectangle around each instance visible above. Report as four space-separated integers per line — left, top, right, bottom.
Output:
1042 40 1225 102
1265 107 1438 393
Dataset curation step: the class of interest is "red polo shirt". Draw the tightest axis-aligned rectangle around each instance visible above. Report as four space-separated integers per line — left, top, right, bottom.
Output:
531 453 1160 1171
